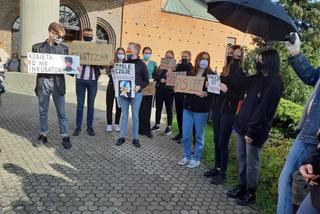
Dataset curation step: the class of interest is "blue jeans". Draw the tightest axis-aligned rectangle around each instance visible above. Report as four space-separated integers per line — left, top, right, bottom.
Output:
119 92 143 139
182 109 208 161
76 79 98 129
38 78 68 137
277 137 316 214
297 193 320 214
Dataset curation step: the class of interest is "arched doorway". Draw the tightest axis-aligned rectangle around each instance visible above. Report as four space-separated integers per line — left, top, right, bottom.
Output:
11 17 20 53
59 5 80 41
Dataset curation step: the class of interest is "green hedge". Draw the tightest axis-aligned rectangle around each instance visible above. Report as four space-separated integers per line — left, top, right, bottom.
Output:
274 98 304 137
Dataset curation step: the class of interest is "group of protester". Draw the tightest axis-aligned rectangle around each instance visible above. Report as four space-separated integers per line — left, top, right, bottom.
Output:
4 21 318 212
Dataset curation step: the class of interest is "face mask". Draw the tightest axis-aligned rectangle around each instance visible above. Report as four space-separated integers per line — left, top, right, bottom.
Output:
182 58 188 64
199 59 209 69
117 53 125 61
83 36 93 42
143 53 152 61
50 33 63 44
226 56 233 64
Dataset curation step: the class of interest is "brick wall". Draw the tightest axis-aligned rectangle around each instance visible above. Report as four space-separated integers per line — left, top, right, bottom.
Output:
122 0 252 71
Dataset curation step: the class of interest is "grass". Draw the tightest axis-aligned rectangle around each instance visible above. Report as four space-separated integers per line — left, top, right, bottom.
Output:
170 118 292 214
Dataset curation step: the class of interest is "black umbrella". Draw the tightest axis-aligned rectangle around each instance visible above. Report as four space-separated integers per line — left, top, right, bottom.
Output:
204 0 298 41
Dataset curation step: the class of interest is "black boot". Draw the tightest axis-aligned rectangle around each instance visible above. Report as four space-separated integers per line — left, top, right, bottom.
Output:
236 188 256 206
226 185 246 199
204 168 220 178
210 172 227 185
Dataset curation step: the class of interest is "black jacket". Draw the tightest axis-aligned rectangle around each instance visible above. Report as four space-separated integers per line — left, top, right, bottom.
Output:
184 69 214 113
32 40 68 96
124 58 149 92
153 68 174 94
212 64 245 118
234 74 283 147
175 62 193 100
81 65 101 81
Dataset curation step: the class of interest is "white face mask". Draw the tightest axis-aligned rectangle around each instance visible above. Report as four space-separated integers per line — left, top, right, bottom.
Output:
50 33 63 44
117 53 125 61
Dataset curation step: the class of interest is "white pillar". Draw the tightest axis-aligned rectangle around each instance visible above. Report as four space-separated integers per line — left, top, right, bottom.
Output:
20 0 60 72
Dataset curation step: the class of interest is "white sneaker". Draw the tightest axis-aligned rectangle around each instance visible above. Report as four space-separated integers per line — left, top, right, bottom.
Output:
114 124 120 132
178 158 190 166
106 125 113 132
186 160 200 168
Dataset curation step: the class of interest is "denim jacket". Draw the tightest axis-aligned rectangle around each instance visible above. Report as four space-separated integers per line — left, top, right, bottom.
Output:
288 53 320 145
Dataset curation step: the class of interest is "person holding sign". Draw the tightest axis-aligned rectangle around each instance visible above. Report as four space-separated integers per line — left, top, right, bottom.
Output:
139 47 157 138
206 45 246 185
178 52 214 168
106 47 125 132
116 43 149 148
151 50 175 135
227 50 283 206
73 28 102 137
173 50 193 143
31 22 71 149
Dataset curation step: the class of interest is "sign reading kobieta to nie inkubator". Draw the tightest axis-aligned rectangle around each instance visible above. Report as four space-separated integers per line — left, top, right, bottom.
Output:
113 63 135 98
27 52 80 75
207 74 221 94
174 76 205 95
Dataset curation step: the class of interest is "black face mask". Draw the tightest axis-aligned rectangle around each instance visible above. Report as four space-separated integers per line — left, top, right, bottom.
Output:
83 36 93 42
182 58 188 64
226 56 233 64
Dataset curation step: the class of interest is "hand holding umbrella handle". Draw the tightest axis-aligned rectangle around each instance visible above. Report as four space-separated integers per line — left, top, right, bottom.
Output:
285 32 301 56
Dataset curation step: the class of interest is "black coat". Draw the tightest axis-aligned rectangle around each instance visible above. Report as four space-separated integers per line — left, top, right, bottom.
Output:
212 64 245 118
234 74 283 147
124 58 149 92
153 68 174 94
184 69 214 113
32 40 69 96
175 62 193 100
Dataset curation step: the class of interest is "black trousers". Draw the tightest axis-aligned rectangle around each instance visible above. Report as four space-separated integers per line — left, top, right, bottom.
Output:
155 89 173 126
213 113 235 172
139 95 153 134
175 94 185 136
106 84 121 125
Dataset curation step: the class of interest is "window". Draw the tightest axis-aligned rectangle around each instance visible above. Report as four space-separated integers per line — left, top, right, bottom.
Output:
226 37 236 46
59 5 80 30
96 25 109 43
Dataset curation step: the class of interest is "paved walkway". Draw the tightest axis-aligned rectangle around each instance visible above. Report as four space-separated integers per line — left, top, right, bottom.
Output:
0 73 255 214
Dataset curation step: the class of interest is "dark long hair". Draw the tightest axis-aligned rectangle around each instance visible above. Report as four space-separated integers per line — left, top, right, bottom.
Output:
114 47 126 63
221 45 243 77
259 49 281 78
192 51 213 76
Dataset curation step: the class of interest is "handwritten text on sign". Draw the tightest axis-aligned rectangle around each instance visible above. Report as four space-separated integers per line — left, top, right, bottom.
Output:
113 63 135 98
174 76 205 95
207 74 221 94
65 41 113 66
159 58 176 70
166 71 187 86
27 52 80 74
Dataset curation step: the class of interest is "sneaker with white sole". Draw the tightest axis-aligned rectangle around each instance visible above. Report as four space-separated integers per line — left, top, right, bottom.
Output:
114 124 120 132
186 160 200 168
163 127 172 135
106 125 113 132
178 158 190 166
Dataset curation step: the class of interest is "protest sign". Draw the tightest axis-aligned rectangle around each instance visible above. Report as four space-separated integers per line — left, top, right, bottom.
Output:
159 58 176 70
174 76 205 95
27 52 79 74
65 41 112 66
113 63 135 98
207 74 221 94
166 71 187 86
142 81 156 96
